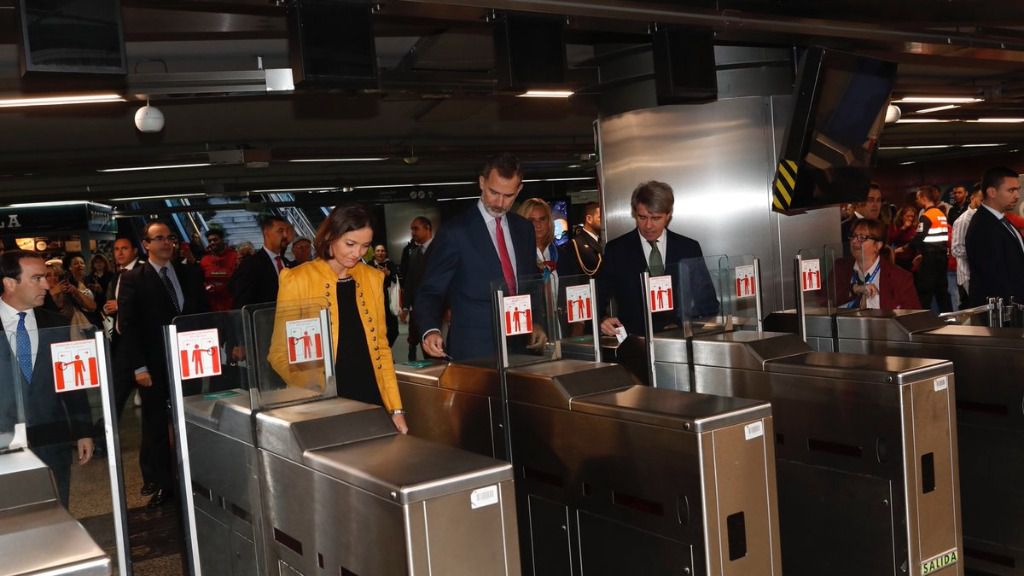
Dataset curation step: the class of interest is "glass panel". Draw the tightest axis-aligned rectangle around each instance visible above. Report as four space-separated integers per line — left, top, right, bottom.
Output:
554 273 600 361
491 272 557 369
4 324 127 574
795 244 842 314
249 299 332 410
714 254 761 332
668 255 724 336
172 310 249 398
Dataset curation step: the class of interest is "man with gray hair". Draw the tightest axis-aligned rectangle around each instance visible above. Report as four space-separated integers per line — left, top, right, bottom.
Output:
599 181 718 337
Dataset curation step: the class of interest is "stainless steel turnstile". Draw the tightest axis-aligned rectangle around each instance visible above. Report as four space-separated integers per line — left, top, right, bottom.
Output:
398 358 783 576
0 450 110 576
650 329 962 576
767 308 1023 575
184 390 265 576
255 396 519 576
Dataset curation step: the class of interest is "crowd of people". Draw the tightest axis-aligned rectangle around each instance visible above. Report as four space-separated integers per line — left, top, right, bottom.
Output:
837 167 1023 312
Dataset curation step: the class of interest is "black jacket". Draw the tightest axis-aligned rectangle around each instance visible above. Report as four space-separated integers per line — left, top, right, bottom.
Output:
230 249 285 309
966 206 1024 305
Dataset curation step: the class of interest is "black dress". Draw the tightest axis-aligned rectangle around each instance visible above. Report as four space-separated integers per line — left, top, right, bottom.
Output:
334 277 383 406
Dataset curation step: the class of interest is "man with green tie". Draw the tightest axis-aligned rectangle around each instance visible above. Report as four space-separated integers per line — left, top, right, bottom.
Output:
599 181 719 337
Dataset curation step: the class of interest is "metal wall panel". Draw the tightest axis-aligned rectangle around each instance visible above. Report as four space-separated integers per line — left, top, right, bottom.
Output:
383 201 442 265
596 97 840 313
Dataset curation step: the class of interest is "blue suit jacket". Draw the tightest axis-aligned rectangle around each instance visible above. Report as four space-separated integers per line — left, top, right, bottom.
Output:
414 205 536 361
598 228 720 336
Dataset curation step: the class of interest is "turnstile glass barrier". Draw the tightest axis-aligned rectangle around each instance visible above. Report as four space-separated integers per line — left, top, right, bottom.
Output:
171 305 520 576
397 271 784 575
0 325 130 576
649 255 963 576
765 306 1021 575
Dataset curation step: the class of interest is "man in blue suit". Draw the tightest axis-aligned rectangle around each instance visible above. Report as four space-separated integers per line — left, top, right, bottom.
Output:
599 181 719 337
966 166 1024 306
0 250 93 507
416 153 544 361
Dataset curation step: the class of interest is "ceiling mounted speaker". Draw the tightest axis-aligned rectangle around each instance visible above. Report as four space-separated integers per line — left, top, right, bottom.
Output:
134 105 164 133
494 12 566 92
288 0 378 89
652 26 717 104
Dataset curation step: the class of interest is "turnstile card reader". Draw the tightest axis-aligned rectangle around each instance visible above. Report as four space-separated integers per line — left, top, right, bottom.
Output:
652 330 962 576
255 397 519 576
0 450 110 576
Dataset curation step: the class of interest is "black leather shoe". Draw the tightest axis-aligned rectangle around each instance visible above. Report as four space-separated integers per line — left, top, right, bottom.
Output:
140 482 158 496
146 488 174 509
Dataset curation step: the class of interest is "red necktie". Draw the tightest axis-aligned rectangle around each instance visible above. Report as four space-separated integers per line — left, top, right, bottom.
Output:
494 216 516 294
275 255 284 273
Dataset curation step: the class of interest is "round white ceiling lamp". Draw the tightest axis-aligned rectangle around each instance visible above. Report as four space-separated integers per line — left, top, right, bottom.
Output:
134 100 165 133
884 104 902 124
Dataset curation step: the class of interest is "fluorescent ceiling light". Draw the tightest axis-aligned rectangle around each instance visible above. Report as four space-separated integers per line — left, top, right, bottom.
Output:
892 97 983 104
915 104 959 114
968 118 1024 123
251 186 339 193
878 145 953 150
98 163 212 173
110 193 206 202
287 157 389 163
961 143 1006 148
895 118 953 124
899 161 916 165
9 200 92 208
517 90 574 98
0 93 125 109
438 195 483 202
355 181 475 190
522 177 594 183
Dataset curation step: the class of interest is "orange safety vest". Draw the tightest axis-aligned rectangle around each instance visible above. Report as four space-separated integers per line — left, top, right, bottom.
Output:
919 207 949 245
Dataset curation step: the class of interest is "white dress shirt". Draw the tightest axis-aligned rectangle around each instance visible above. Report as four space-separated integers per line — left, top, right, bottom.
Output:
477 200 519 273
0 299 38 369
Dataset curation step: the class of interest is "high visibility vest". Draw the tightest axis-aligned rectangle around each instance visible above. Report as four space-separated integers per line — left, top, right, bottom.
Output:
919 207 949 245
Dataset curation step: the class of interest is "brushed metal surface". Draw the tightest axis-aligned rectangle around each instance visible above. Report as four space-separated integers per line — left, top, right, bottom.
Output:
392 360 447 387
256 397 396 461
0 502 110 576
0 450 56 511
572 386 771 433
597 96 839 313
439 360 502 396
687 330 810 371
764 351 953 385
506 360 635 409
835 309 946 341
184 390 254 444
305 434 513 504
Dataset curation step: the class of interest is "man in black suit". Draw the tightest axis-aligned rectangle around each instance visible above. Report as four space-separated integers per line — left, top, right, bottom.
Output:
559 202 604 278
416 153 544 361
230 215 291 308
599 181 719 337
0 250 93 507
119 221 209 508
966 166 1024 306
399 216 433 361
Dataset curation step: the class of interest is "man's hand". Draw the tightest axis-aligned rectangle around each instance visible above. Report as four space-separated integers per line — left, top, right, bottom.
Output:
392 413 409 435
77 438 94 465
600 317 624 336
135 370 153 387
422 332 446 358
399 309 408 323
102 300 118 315
526 326 548 350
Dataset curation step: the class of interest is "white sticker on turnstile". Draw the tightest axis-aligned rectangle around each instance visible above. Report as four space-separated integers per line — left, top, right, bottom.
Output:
800 258 821 292
934 376 948 392
744 421 764 441
735 265 756 299
470 485 499 509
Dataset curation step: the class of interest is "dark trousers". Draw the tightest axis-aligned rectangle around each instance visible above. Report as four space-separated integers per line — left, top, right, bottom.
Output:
406 316 421 362
112 338 151 484
138 379 173 491
915 250 952 313
34 442 72 508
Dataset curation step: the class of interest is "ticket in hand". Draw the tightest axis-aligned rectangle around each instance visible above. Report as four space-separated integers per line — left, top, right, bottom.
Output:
614 326 628 344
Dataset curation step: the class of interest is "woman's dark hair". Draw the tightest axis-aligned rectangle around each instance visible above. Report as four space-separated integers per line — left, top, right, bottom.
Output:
314 204 374 260
89 253 110 273
62 252 85 272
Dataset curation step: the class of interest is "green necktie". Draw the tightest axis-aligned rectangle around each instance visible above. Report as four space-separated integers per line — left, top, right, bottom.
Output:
648 240 664 276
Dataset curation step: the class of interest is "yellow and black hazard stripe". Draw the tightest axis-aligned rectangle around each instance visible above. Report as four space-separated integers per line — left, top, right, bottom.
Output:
772 159 798 211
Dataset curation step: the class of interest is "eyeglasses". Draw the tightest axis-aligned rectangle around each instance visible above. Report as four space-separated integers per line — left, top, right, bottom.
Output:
145 235 178 243
849 234 881 243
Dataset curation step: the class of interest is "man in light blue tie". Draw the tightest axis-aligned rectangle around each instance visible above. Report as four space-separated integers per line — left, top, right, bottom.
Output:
0 250 93 507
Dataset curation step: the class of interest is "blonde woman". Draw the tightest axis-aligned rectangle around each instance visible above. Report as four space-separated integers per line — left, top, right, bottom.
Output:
516 197 558 276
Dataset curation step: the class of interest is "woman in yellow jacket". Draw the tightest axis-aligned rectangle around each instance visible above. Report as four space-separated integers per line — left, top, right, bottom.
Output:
269 204 408 433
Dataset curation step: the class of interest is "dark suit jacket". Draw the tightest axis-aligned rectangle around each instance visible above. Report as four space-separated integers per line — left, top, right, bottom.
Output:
401 242 433 310
0 308 91 447
230 249 282 308
598 228 719 336
558 228 603 278
966 206 1024 306
118 260 209 390
833 257 921 310
414 206 536 361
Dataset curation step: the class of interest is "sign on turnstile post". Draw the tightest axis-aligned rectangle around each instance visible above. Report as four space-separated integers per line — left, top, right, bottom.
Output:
285 318 323 364
177 329 221 380
51 339 100 392
800 258 821 292
503 295 533 336
565 285 593 323
735 264 756 299
648 275 674 312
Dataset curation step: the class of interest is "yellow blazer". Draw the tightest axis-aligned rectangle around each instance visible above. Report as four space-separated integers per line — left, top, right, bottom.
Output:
267 258 402 412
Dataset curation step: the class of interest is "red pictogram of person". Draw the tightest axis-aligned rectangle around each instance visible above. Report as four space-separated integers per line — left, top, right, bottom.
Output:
71 354 86 386
513 306 521 332
301 331 312 358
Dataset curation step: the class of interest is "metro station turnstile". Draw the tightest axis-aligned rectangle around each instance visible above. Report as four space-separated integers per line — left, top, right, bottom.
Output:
397 358 783 576
766 307 1024 575
0 450 110 576
175 307 521 576
648 328 962 576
